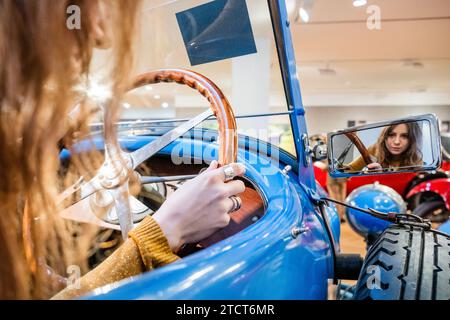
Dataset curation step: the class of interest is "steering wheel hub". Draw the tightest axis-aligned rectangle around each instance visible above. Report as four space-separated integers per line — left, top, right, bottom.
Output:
97 157 131 189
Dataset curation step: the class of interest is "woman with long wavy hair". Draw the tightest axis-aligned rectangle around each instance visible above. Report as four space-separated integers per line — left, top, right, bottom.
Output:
0 0 245 299
346 122 423 172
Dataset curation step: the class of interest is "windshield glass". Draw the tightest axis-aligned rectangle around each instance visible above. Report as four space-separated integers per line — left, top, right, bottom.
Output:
107 0 295 155
287 0 450 136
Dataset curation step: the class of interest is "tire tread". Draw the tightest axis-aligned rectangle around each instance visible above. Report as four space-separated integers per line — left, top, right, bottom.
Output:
354 225 450 300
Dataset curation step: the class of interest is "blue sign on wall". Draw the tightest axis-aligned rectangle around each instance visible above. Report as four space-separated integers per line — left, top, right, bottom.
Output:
176 0 257 66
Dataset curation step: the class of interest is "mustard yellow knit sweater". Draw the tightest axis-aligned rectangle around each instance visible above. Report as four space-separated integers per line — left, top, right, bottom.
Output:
52 216 179 299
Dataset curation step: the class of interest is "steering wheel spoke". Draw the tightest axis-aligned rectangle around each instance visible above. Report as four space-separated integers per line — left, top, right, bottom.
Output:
60 182 152 237
129 109 213 169
108 183 134 239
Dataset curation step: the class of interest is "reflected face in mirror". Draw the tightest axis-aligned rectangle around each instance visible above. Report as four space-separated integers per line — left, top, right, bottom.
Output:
385 123 409 155
378 122 422 167
329 114 441 177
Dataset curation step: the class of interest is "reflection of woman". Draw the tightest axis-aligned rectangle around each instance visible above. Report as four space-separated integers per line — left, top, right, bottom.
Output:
347 122 423 172
0 1 245 299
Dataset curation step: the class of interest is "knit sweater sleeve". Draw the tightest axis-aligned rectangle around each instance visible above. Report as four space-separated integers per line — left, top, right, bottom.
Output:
346 145 378 172
52 216 179 300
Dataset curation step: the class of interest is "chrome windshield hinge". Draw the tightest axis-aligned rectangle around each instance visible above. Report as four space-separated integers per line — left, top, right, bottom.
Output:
302 133 327 166
301 133 312 166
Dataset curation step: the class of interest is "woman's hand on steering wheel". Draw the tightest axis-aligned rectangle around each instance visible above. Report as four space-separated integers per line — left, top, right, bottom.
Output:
152 161 246 252
363 162 383 173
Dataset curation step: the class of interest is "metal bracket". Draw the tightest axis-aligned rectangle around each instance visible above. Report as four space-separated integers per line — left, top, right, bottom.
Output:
301 133 312 166
299 182 323 205
301 134 327 166
312 142 327 161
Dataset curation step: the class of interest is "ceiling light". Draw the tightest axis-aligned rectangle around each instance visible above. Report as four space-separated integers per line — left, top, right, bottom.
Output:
411 86 427 93
76 78 111 103
353 0 367 7
318 62 336 76
153 94 161 100
403 60 424 69
123 103 131 109
145 86 153 91
318 68 336 76
299 7 310 23
294 0 314 24
161 102 169 109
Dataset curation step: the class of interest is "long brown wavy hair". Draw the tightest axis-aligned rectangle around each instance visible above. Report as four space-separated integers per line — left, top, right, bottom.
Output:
376 122 423 168
0 0 141 299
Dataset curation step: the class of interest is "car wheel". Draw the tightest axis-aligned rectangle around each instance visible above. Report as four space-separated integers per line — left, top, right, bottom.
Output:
413 200 449 223
353 224 450 300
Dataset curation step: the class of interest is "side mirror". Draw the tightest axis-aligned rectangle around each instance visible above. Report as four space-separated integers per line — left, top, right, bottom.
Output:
327 114 442 178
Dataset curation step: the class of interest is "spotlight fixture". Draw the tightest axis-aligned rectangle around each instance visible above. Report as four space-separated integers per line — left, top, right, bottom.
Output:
299 7 310 23
403 59 424 69
76 78 111 103
353 0 367 7
294 0 314 24
318 67 336 76
318 62 337 76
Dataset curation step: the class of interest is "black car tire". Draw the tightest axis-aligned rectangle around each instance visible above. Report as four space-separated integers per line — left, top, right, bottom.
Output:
413 200 449 223
353 224 450 300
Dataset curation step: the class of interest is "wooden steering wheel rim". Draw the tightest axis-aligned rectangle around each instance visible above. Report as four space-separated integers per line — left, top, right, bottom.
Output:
344 132 372 165
130 69 238 166
131 69 261 251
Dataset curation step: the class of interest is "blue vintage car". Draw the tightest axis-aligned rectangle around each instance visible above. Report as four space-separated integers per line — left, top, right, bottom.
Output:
60 0 449 300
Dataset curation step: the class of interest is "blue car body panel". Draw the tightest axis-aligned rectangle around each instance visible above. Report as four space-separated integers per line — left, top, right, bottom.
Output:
78 135 338 299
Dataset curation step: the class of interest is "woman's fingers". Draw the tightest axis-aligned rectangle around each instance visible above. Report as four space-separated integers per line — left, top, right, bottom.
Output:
204 160 219 172
223 163 246 180
233 163 246 176
366 162 383 172
222 180 246 197
154 162 247 248
367 162 382 169
206 163 246 181
227 195 242 213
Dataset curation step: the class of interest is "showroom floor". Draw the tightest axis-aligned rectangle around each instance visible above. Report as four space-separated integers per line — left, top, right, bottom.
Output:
340 222 366 257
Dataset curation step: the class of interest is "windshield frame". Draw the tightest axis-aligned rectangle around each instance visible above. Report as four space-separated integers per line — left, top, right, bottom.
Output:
268 0 315 188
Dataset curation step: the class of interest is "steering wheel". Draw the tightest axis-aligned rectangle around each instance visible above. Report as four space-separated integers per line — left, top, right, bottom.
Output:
58 69 238 238
344 132 372 165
